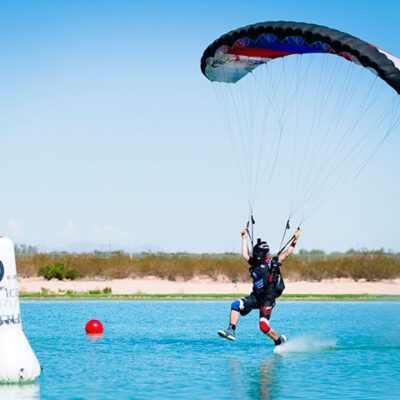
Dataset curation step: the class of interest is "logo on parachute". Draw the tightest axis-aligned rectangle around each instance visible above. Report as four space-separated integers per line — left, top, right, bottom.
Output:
211 54 236 68
232 56 268 67
0 261 4 282
211 54 267 69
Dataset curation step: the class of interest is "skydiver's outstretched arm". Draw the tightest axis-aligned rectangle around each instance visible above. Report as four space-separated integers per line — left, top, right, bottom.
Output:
241 229 250 261
278 230 300 263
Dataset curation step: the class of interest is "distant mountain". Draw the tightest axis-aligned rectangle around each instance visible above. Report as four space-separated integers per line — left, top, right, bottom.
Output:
36 242 165 254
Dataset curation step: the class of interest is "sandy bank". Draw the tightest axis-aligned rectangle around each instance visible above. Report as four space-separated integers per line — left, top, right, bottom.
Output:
18 277 400 295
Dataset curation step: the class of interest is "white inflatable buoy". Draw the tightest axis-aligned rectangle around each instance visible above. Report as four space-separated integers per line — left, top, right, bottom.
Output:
0 237 41 383
0 383 39 399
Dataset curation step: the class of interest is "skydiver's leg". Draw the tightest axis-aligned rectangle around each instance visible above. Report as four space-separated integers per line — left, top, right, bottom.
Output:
218 294 256 341
265 327 279 341
229 309 240 327
259 300 285 345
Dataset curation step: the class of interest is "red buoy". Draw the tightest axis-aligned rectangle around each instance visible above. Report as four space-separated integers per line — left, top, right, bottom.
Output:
85 319 103 335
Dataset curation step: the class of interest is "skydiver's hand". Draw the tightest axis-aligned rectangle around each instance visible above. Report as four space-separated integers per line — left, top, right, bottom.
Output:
241 228 248 238
294 229 301 240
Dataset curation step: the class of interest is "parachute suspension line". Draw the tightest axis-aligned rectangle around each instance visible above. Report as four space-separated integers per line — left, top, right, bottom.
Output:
267 57 303 188
244 55 313 223
237 79 253 196
300 115 397 225
247 70 266 206
253 63 276 205
290 59 365 223
303 123 399 224
297 76 388 223
352 99 400 179
299 98 400 226
213 65 278 213
228 77 261 211
320 72 379 162
250 64 280 199
276 57 297 130
299 55 345 180
265 58 307 234
290 54 315 218
289 55 303 216
212 82 252 211
291 56 348 210
245 62 292 214
229 82 252 194
346 83 390 154
212 59 293 214
291 53 330 214
292 59 374 222
289 54 323 218
250 66 273 206
265 59 290 186
224 80 254 209
294 74 381 219
248 60 278 209
235 58 307 223
249 58 297 207
295 56 350 214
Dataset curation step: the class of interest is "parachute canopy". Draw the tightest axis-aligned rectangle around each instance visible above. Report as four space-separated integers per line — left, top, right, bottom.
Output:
201 22 400 244
201 21 400 93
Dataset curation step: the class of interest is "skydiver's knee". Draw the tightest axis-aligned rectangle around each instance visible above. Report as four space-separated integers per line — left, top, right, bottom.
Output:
231 300 244 313
259 317 271 333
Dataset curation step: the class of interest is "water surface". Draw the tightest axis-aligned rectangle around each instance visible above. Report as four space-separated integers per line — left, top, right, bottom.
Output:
7 301 400 399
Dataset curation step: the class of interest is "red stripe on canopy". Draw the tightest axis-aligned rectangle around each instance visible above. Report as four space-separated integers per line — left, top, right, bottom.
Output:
226 47 294 59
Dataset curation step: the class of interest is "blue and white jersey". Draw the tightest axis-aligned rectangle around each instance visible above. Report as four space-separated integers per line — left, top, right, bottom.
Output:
248 257 285 297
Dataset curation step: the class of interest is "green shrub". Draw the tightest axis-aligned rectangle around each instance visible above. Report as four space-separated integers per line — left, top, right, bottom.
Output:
37 262 82 281
103 287 112 294
40 287 49 295
64 267 82 280
88 289 101 294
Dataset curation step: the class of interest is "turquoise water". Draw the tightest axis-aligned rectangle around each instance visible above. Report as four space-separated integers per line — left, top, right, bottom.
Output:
5 301 400 399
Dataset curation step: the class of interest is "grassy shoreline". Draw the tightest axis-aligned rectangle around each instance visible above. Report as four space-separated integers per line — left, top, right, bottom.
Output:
19 293 400 301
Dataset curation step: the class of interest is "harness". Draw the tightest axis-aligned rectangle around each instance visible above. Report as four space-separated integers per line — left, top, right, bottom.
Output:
249 257 285 298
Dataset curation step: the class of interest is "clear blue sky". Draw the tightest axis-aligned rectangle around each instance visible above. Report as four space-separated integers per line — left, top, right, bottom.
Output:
1 0 400 253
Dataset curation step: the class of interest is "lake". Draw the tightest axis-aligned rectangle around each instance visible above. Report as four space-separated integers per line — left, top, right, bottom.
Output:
2 300 399 399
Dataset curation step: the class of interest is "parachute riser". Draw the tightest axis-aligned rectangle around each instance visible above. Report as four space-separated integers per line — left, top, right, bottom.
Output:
246 214 256 249
277 224 300 256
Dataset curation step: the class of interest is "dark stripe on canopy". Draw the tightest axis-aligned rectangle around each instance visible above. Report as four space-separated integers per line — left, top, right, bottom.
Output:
201 21 400 94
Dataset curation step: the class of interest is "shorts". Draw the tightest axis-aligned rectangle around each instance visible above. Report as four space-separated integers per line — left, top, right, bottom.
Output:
239 293 276 320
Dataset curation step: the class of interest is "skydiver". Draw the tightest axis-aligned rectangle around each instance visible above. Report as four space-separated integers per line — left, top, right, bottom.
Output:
218 228 300 345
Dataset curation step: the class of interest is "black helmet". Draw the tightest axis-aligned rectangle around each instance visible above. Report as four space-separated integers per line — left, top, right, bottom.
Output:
252 238 270 264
